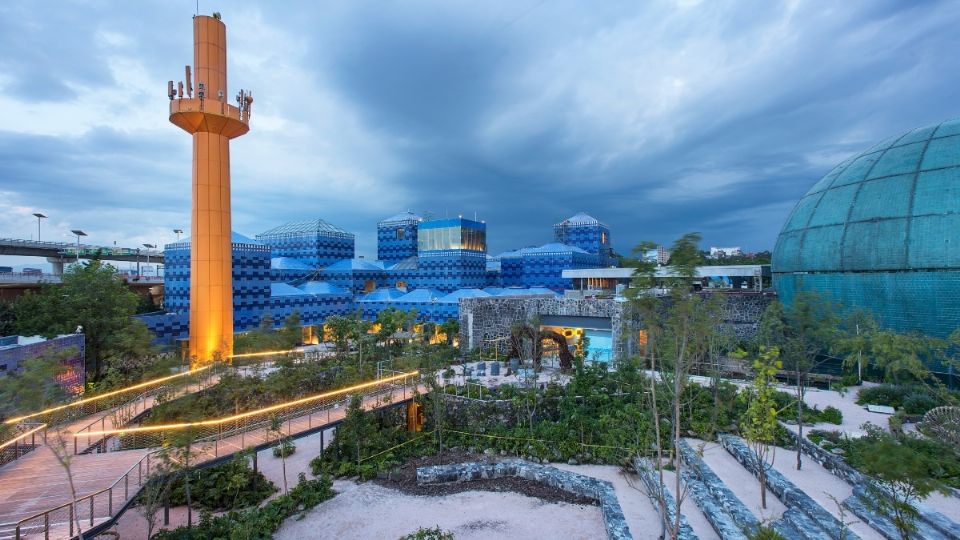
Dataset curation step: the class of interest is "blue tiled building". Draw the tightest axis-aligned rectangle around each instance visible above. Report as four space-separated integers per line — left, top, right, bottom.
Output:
377 212 421 263
553 212 613 266
145 211 614 346
256 218 355 267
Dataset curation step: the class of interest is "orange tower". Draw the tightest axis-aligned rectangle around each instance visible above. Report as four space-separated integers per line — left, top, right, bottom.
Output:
168 13 252 365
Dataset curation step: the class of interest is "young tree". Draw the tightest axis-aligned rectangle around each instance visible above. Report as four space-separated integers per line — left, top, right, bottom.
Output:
269 415 290 494
856 426 947 540
137 454 173 539
439 319 460 347
13 260 154 380
742 346 782 510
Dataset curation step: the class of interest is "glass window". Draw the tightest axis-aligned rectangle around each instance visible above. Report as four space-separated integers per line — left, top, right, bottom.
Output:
396 227 405 240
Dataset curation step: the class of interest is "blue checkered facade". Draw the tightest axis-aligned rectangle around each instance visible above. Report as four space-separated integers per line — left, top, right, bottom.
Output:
411 251 487 292
377 218 419 263
323 268 390 295
521 250 600 292
554 220 613 266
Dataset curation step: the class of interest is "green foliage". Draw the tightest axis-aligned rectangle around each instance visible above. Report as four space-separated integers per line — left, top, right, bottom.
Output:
152 473 335 540
744 347 782 446
167 454 276 511
234 311 302 353
399 526 455 540
856 384 956 414
818 406 843 425
848 425 949 539
439 319 459 346
0 351 72 418
273 439 296 458
0 301 15 336
842 424 960 490
748 525 786 540
13 260 155 380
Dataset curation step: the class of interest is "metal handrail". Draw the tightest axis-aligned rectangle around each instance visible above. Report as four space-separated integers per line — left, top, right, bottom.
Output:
15 450 156 539
0 423 47 466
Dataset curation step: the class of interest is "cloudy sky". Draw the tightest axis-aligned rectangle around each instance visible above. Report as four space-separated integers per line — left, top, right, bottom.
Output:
2 0 959 267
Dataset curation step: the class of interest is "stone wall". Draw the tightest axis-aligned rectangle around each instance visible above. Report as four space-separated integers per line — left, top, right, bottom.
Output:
458 293 774 361
417 459 632 540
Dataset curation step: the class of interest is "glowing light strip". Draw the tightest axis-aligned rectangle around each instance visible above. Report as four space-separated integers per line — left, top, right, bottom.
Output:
0 424 47 450
228 349 300 359
75 371 419 438
4 366 212 425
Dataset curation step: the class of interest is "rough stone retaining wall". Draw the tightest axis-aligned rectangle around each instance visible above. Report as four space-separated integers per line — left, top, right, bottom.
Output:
416 459 631 540
717 434 860 540
679 439 757 539
633 457 699 540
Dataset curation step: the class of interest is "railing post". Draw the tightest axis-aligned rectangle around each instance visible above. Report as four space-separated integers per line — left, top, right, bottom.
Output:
125 473 129 499
44 512 49 540
69 501 75 535
109 486 113 515
74 435 78 455
89 496 94 526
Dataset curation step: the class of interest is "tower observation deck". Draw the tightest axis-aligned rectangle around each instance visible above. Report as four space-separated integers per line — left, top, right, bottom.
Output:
169 13 253 364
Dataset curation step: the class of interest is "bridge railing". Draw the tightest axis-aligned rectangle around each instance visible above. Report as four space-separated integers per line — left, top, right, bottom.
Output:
0 423 47 467
14 450 156 540
4 366 217 432
88 370 421 454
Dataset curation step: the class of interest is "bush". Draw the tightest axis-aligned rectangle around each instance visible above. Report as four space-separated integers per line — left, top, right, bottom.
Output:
167 454 276 511
902 392 939 415
857 384 910 408
400 526 455 540
152 473 335 539
273 439 296 458
819 406 843 425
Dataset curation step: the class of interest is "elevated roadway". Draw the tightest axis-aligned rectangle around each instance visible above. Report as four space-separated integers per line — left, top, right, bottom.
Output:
0 238 164 272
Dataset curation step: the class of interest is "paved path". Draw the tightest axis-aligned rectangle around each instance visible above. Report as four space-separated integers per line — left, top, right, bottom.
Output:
1 382 420 538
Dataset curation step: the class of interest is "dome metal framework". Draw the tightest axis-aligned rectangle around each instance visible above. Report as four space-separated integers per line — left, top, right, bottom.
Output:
772 118 960 339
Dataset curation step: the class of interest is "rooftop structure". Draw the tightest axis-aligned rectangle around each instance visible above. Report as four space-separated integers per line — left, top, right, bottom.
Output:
256 218 355 268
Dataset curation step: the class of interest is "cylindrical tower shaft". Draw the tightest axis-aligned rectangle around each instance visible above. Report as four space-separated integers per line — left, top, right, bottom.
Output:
169 14 252 365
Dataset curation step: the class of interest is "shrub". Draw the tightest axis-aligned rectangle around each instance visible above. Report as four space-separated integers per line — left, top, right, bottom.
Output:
749 525 786 540
820 406 843 425
856 384 910 408
273 439 296 458
902 392 939 415
168 454 276 511
153 473 335 539
400 526 455 540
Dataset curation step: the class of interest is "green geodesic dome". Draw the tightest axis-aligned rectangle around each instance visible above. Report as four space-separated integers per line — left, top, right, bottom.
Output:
772 118 960 339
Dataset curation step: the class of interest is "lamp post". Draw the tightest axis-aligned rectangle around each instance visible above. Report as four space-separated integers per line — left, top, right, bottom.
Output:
173 228 184 242
32 213 46 242
70 229 87 264
143 243 156 276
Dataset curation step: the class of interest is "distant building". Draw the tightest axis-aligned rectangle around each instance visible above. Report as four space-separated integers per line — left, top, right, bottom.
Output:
709 246 742 258
141 211 620 345
0 334 85 395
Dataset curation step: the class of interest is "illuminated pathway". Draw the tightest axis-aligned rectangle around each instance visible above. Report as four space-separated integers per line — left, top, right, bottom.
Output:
1 372 422 539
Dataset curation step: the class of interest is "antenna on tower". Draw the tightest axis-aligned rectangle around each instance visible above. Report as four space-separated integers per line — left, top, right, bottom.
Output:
185 66 193 98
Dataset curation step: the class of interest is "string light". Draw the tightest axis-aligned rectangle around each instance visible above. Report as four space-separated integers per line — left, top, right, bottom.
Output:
76 371 419 438
0 423 47 450
4 366 212 425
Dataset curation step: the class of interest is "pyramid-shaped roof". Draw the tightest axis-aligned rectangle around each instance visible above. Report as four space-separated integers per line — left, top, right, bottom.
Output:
555 212 606 227
395 288 444 302
379 211 423 224
165 231 264 249
257 218 353 238
525 242 590 255
323 258 386 272
359 288 407 302
297 281 349 295
271 282 311 297
439 288 491 303
271 257 315 270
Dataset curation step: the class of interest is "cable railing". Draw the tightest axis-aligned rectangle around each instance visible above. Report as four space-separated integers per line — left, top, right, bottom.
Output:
4 366 216 430
0 423 47 467
13 450 157 540
82 371 421 454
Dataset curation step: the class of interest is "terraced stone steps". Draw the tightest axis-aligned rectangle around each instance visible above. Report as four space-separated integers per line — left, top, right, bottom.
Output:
679 439 761 537
717 434 861 540
633 456 699 540
844 486 954 540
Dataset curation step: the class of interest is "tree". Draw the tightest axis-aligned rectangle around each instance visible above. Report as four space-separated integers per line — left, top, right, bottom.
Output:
856 426 947 539
761 293 838 470
269 415 290 494
439 319 460 347
339 394 376 465
13 260 154 380
279 311 302 350
0 300 15 336
742 346 782 510
325 315 354 354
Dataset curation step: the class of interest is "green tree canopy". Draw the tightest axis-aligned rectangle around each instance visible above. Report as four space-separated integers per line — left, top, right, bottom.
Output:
13 260 154 381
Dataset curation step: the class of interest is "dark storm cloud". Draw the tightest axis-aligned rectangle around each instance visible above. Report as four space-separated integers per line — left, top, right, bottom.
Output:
2 0 960 259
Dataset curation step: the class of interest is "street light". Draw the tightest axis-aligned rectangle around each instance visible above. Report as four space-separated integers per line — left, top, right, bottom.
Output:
143 243 156 276
70 230 87 264
32 213 46 242
173 228 184 242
